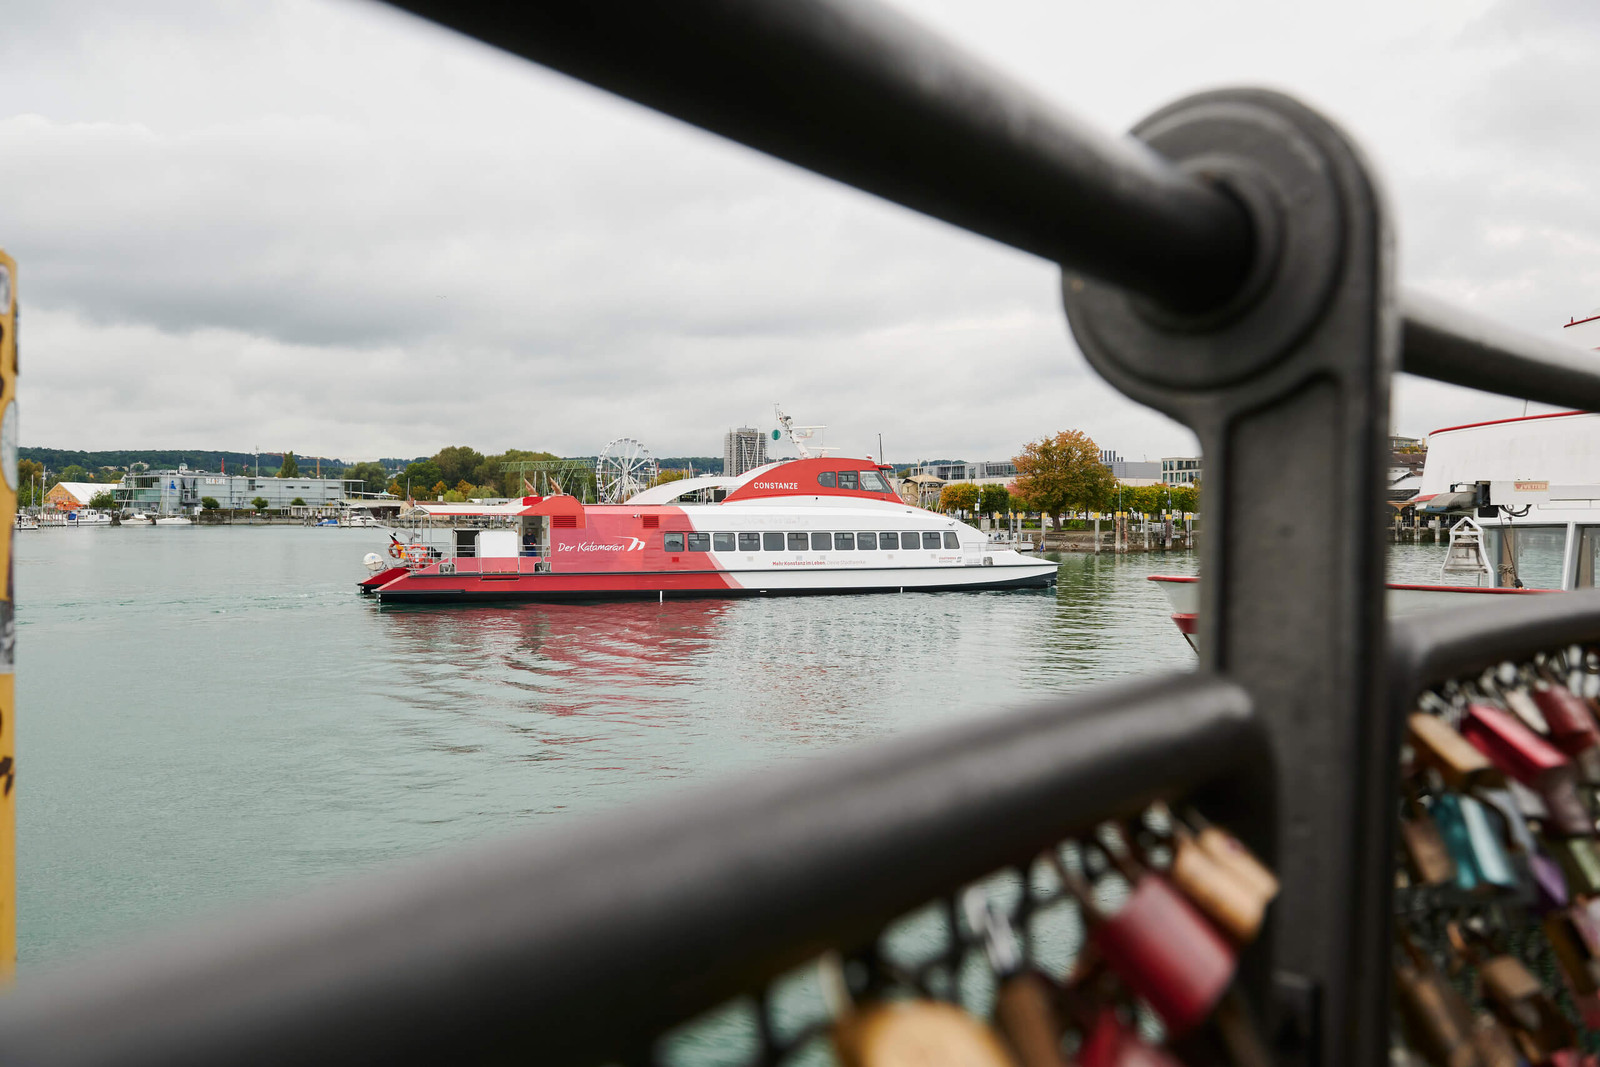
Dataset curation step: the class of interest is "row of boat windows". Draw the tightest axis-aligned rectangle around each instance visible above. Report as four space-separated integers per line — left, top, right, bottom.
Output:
816 470 892 493
663 530 960 553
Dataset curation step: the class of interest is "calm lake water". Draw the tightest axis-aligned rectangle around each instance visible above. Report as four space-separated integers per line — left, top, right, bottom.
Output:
14 528 1456 965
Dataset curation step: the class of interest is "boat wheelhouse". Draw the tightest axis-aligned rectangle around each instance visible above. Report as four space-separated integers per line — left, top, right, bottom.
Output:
360 457 1057 604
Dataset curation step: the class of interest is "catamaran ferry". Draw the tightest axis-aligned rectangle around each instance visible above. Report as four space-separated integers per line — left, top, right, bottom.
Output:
359 456 1057 604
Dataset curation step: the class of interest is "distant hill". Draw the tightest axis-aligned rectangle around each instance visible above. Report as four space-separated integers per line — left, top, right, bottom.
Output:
19 448 365 476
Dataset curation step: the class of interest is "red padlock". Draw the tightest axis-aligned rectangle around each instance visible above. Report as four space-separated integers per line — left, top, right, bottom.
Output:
1531 680 1600 756
1463 702 1569 785
1078 1005 1183 1067
1053 849 1234 1037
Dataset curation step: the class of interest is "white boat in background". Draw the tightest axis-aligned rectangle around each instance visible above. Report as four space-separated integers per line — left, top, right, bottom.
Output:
154 515 193 526
1151 407 1600 649
123 513 155 526
14 515 38 531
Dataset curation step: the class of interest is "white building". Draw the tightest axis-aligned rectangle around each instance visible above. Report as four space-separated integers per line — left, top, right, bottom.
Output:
1162 457 1203 485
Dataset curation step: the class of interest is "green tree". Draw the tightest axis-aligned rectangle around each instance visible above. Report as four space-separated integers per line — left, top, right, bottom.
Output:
251 497 269 512
938 482 980 515
290 497 306 507
89 490 116 509
650 469 692 488
433 446 485 486
1013 430 1117 528
403 460 443 493
59 464 89 483
481 449 561 496
278 452 300 478
343 461 389 495
16 459 42 506
1169 484 1199 514
200 496 220 510
979 484 1011 518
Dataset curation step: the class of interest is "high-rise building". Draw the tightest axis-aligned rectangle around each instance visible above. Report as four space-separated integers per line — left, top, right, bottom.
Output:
723 427 768 476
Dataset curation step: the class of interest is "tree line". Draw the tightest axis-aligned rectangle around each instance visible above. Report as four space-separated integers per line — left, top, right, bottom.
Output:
934 429 1198 523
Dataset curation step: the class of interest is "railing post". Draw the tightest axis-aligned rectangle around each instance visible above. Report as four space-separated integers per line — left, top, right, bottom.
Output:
1063 91 1398 1065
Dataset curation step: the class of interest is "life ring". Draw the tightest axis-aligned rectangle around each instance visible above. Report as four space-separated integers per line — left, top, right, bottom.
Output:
404 544 431 564
388 541 405 560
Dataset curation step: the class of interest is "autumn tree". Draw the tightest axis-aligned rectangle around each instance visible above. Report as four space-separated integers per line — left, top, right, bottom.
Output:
938 482 980 515
1012 430 1116 528
1169 484 1199 513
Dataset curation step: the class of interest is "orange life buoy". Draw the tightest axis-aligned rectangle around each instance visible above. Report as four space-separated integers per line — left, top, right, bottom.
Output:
404 544 431 564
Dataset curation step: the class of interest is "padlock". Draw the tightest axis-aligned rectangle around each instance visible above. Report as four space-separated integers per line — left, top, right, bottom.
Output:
1528 846 1571 912
1051 849 1234 1038
1542 911 1600 995
1409 713 1498 790
1462 703 1593 836
1181 808 1281 904
962 889 1066 1067
1400 796 1458 887
1462 702 1569 786
1394 938 1478 1067
1076 1005 1182 1067
1548 837 1600 895
1430 792 1482 892
1501 685 1551 736
821 954 1019 1067
1457 795 1519 889
1477 955 1545 1033
1469 1011 1521 1067
1529 675 1600 756
1133 818 1272 944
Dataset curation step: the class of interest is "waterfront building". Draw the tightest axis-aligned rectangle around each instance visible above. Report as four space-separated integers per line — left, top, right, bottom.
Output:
114 466 360 514
722 427 768 476
44 482 105 510
1162 457 1203 485
1099 450 1161 480
915 460 1017 486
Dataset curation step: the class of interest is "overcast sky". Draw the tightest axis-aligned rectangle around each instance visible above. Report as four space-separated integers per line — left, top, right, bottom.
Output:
2 0 1597 465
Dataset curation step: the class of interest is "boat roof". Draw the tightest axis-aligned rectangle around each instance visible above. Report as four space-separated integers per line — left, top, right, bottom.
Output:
627 475 744 504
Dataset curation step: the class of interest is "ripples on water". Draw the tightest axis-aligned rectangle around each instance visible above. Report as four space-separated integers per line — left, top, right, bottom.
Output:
19 529 1444 963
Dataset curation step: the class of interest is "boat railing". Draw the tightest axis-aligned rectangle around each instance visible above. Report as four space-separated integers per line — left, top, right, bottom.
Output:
6 1 1600 1063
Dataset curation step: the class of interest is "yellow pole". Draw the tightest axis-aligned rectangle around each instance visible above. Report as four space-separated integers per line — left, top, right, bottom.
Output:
0 248 16 975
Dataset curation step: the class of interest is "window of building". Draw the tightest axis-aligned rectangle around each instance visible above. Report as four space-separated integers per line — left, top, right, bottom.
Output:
838 471 859 491
713 532 735 552
787 532 809 552
858 532 878 550
763 532 784 551
664 532 685 552
879 531 898 550
811 532 833 551
739 532 762 551
922 532 943 550
818 471 837 488
835 532 855 550
904 531 923 549
687 532 710 552
860 470 890 493
942 531 959 549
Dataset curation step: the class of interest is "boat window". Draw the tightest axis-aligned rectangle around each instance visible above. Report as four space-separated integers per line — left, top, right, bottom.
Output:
811 532 833 551
1483 525 1565 589
858 531 878 550
763 532 785 551
860 470 891 493
818 471 837 488
835 532 855 550
879 532 898 550
687 532 711 552
943 531 959 549
922 531 942 550
905 531 925 549
713 532 736 552
787 532 809 551
838 471 859 491
739 532 761 551
664 532 685 552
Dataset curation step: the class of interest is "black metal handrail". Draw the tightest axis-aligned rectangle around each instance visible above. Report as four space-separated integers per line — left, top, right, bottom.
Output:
0 676 1262 1066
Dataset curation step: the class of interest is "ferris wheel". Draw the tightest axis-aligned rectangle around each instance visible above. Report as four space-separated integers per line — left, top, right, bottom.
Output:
596 437 659 503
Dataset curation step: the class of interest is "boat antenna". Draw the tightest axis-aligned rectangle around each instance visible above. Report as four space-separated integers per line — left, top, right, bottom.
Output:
774 404 833 459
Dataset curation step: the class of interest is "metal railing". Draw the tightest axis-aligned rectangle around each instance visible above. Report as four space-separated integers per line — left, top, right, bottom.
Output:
2 0 1598 1063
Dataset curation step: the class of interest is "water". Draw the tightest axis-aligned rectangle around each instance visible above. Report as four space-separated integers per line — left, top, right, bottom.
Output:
16 527 1200 965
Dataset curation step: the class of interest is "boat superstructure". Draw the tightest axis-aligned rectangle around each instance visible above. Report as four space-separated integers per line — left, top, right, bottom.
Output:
360 457 1056 604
